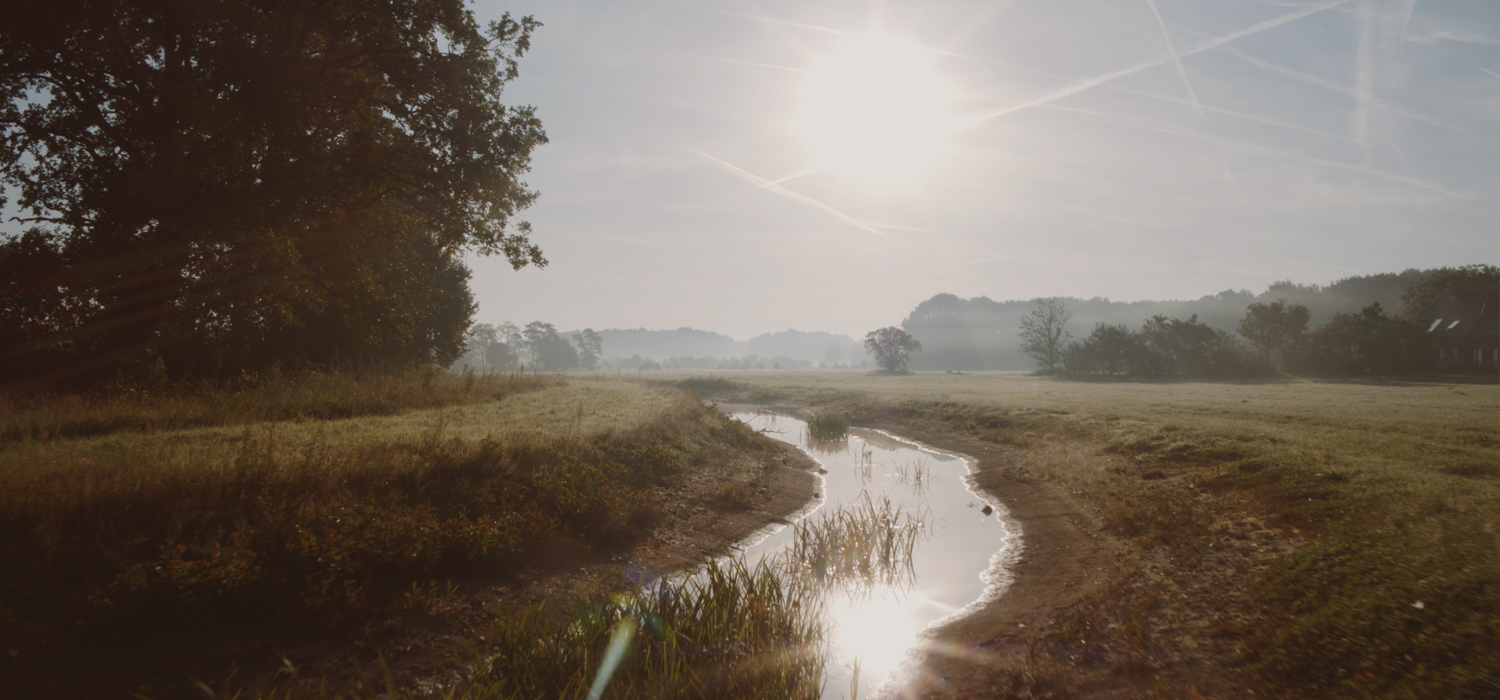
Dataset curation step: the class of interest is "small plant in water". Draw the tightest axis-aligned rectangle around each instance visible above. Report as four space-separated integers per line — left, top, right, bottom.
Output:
805 413 849 441
893 458 932 495
787 492 931 592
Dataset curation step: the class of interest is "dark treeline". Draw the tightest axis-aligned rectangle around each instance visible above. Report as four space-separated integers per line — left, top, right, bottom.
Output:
903 268 1476 372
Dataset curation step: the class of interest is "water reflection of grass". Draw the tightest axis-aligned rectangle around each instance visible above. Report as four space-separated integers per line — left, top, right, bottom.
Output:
805 412 850 441
789 491 931 591
892 458 931 495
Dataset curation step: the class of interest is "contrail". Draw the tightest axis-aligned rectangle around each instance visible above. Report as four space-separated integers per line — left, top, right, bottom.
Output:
1039 103 1472 198
688 147 890 238
1104 83 1380 149
1220 44 1472 133
1143 0 1205 119
961 0 1355 130
1479 66 1500 81
751 167 822 191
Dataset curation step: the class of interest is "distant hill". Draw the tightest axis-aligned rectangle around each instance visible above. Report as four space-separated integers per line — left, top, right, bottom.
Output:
592 327 864 366
902 269 1431 371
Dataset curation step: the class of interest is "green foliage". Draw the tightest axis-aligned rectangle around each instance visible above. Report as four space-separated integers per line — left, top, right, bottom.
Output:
864 326 922 373
0 0 547 384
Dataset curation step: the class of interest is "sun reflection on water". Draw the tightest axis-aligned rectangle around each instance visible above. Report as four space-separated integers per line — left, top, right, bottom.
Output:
829 591 918 690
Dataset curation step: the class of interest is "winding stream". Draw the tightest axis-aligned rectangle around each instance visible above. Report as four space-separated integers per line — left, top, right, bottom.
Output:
726 411 1022 699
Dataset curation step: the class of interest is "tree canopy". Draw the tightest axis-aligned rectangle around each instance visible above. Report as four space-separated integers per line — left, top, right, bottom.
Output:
864 326 921 373
0 0 547 384
1401 265 1500 317
1237 300 1310 364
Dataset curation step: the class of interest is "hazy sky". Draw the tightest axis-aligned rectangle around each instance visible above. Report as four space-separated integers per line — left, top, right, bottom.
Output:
468 0 1499 339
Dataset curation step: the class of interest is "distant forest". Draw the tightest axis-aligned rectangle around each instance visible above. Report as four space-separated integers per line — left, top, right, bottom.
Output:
903 269 1434 371
492 267 1484 373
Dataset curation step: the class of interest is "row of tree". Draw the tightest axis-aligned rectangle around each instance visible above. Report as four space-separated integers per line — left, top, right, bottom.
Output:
454 323 602 373
1016 265 1496 378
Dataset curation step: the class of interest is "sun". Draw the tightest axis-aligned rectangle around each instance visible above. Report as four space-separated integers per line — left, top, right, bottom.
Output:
795 33 957 185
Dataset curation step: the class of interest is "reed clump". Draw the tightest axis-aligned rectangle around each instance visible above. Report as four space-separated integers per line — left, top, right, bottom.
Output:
804 412 849 441
788 491 930 590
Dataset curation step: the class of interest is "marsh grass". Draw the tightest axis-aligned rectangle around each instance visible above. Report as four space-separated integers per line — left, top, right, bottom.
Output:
663 369 1500 697
804 413 849 441
787 491 930 591
0 379 778 684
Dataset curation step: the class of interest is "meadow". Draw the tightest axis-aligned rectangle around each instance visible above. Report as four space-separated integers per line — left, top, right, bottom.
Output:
667 369 1500 698
4 367 1495 698
0 370 808 697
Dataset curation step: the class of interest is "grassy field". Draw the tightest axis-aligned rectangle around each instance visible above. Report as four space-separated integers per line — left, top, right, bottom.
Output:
666 369 1500 698
0 371 803 697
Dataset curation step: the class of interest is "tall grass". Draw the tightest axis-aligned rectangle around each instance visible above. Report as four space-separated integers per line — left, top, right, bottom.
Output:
0 379 776 687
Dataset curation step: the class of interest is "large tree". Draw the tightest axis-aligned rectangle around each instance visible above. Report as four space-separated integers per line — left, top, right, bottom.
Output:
864 326 921 373
0 0 547 384
1017 297 1073 373
523 321 577 372
572 328 603 371
1237 300 1310 364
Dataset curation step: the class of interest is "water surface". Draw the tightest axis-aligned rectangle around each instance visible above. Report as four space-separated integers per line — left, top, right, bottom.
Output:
727 411 1021 699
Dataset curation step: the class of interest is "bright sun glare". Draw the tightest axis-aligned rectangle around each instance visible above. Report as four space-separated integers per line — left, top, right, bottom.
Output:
796 34 957 184
831 592 917 684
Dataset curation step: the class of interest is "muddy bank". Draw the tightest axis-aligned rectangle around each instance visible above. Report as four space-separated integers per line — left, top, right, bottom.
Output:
867 428 1123 699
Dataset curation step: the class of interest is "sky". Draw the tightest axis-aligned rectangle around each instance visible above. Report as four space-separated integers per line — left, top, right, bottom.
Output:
466 0 1499 340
